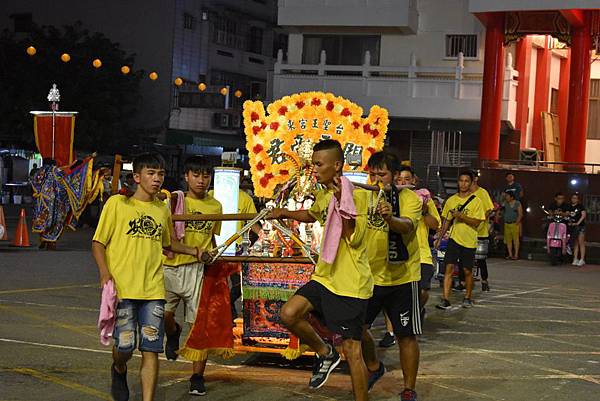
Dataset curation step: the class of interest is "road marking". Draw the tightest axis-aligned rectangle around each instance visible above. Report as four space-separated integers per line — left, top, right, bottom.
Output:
0 299 98 312
0 338 243 368
478 287 551 301
10 368 112 400
0 305 96 338
0 284 95 295
430 381 503 400
436 330 600 338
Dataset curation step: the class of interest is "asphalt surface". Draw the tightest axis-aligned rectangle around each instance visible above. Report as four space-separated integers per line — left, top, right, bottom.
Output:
1 227 600 401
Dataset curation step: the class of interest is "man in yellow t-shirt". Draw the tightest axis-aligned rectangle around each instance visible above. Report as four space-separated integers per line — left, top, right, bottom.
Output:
270 140 371 401
163 156 222 396
360 154 423 401
471 174 495 292
398 167 441 313
92 153 201 401
435 171 485 310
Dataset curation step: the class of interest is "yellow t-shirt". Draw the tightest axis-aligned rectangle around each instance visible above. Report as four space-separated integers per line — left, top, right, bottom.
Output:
93 195 172 300
472 186 494 237
442 194 485 249
164 194 222 267
417 199 441 266
366 189 422 286
209 189 257 243
308 188 373 299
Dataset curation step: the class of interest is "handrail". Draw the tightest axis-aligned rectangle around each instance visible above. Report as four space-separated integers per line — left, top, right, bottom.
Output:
480 159 600 174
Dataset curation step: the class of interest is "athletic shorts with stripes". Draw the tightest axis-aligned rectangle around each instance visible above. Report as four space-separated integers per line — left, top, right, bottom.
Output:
364 281 422 338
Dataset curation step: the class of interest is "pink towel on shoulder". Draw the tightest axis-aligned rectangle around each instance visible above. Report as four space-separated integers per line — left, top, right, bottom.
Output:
164 190 185 259
320 176 357 264
98 280 117 346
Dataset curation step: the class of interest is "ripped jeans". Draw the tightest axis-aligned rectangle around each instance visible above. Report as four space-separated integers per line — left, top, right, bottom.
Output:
113 299 165 354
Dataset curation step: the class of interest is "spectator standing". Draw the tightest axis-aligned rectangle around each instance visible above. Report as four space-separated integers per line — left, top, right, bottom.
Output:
568 193 587 267
505 172 524 201
501 191 523 260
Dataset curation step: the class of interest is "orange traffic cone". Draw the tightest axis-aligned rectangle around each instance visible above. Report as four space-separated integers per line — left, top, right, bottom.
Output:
12 208 30 247
0 205 7 240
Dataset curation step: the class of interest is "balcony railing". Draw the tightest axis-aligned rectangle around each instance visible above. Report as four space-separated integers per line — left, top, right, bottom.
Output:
273 50 518 123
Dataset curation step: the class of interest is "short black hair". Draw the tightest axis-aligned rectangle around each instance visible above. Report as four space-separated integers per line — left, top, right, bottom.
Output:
313 139 344 163
184 155 212 174
555 192 564 197
132 153 165 173
367 151 400 174
459 170 474 181
399 165 414 175
506 172 515 177
505 189 516 199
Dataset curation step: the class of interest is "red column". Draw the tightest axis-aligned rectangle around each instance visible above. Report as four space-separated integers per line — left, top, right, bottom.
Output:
564 14 592 164
479 13 505 161
557 51 571 159
531 36 552 152
515 36 533 148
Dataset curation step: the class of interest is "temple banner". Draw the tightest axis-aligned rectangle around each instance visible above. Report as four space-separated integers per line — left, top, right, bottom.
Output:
31 111 77 167
243 91 389 198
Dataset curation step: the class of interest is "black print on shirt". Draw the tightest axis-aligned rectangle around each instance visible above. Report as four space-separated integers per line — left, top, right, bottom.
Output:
126 214 163 240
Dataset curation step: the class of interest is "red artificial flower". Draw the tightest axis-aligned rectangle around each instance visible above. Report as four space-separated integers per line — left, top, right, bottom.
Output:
367 147 376 154
260 176 269 187
295 101 305 109
363 124 371 133
311 98 321 106
278 106 288 115
256 161 265 171
326 101 334 111
280 169 289 175
352 121 360 129
371 129 379 138
252 126 261 135
250 112 259 122
253 144 264 154
270 122 279 131
261 121 267 129
341 108 351 117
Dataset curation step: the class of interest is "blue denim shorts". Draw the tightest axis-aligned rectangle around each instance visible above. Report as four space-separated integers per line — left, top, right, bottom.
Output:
113 299 165 353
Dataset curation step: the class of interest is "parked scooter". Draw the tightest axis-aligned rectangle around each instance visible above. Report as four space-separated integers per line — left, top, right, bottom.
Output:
541 205 570 265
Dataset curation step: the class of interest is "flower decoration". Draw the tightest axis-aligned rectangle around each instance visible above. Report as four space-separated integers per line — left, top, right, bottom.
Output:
243 91 389 197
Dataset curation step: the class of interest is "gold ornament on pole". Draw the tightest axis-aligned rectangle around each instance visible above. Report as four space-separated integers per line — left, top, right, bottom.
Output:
198 83 207 91
174 77 183 86
149 71 158 80
61 53 71 62
92 59 102 68
220 87 228 96
120 65 130 74
26 46 36 56
234 90 242 98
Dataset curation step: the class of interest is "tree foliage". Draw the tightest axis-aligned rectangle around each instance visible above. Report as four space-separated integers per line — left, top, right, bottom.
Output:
0 22 143 153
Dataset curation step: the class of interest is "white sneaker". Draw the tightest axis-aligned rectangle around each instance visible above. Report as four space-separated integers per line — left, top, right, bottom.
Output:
572 259 580 266
578 259 586 267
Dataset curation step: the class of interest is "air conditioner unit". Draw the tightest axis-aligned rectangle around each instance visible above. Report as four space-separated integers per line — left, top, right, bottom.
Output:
231 114 241 128
213 113 230 128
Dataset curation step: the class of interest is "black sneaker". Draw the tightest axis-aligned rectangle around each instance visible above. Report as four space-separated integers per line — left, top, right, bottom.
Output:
400 388 418 401
309 345 341 389
189 374 206 396
462 298 474 308
165 323 182 361
111 363 129 401
452 283 466 292
435 298 451 310
367 362 385 392
378 332 396 348
482 282 490 292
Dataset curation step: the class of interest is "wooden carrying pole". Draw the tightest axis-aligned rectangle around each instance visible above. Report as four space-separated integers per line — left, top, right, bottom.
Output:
172 213 258 222
111 154 122 195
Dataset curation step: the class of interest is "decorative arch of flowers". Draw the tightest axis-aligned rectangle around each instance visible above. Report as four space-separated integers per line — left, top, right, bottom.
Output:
243 92 389 198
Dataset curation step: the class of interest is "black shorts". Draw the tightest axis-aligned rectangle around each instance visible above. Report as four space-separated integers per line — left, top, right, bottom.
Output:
419 264 434 290
295 280 367 341
365 282 422 338
445 239 476 269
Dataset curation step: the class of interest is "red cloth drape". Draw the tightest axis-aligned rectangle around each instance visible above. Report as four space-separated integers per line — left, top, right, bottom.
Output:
33 114 75 167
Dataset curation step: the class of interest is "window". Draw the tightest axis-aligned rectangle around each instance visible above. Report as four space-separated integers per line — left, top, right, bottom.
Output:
273 33 288 59
445 34 478 58
588 79 600 139
183 12 195 30
10 13 32 33
212 16 244 50
247 26 263 54
302 35 380 66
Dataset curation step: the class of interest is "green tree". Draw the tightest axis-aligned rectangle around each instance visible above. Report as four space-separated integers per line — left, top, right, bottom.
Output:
0 21 143 153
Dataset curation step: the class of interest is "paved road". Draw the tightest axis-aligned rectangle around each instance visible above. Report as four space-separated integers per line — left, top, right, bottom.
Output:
1 228 600 400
